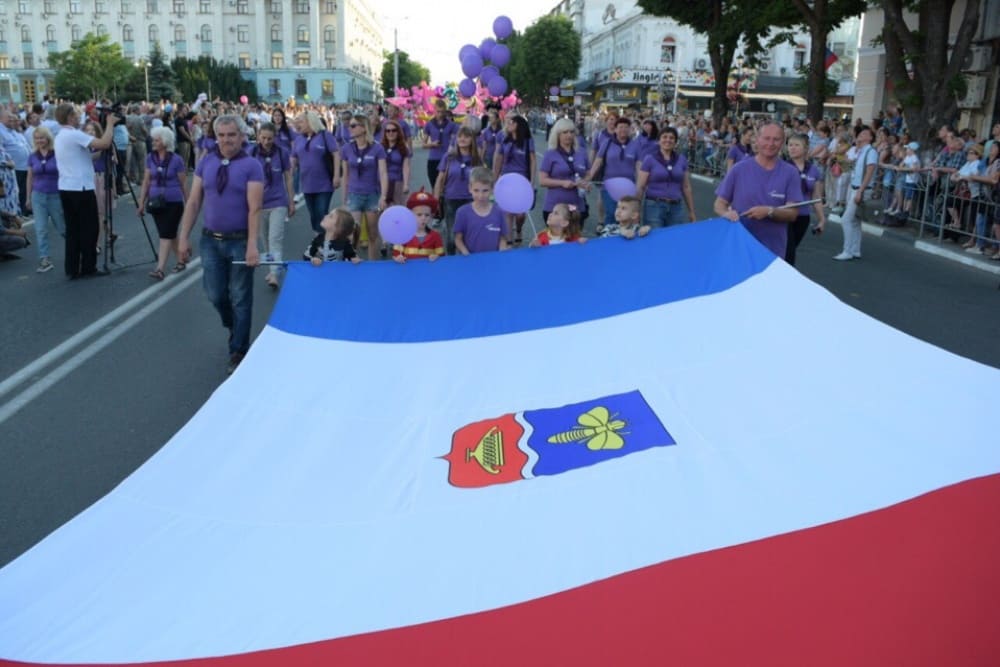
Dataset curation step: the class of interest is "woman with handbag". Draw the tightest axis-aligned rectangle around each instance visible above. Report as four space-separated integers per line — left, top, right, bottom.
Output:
23 127 65 273
138 127 188 280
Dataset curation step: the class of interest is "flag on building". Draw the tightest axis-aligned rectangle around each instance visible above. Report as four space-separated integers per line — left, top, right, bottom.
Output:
825 46 840 70
1 220 998 666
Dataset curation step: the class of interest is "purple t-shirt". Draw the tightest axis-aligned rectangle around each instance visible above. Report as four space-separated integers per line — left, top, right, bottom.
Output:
541 147 589 212
91 148 107 174
274 126 298 154
498 137 535 177
373 119 412 144
197 136 218 154
384 144 407 182
592 129 614 157
146 151 186 203
439 152 478 201
292 131 338 194
715 157 801 257
599 138 640 180
341 140 387 195
195 151 265 233
636 135 658 161
640 151 688 200
424 119 459 160
727 143 753 164
787 159 821 216
454 203 508 253
252 144 291 209
28 151 59 194
480 126 504 161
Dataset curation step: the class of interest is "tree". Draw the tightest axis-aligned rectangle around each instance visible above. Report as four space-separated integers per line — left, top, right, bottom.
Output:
879 0 981 145
638 0 783 125
380 50 431 97
147 42 178 102
509 15 581 105
776 0 868 123
50 33 134 101
170 56 257 103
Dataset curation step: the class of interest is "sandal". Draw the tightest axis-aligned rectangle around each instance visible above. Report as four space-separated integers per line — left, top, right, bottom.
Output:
172 262 187 273
148 269 165 281
991 254 1000 261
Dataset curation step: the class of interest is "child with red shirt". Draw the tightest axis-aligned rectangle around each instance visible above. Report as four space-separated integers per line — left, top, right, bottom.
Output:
392 189 445 262
530 202 587 247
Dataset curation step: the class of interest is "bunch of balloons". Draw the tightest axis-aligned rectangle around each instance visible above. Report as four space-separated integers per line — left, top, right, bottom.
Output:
457 15 514 100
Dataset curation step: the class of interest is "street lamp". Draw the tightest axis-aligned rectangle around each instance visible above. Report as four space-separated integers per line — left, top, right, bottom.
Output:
135 60 150 101
734 55 745 119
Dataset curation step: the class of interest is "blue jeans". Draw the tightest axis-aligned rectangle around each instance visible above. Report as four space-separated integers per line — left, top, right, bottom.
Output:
643 198 684 228
199 233 254 356
32 191 66 260
304 191 333 233
601 188 618 228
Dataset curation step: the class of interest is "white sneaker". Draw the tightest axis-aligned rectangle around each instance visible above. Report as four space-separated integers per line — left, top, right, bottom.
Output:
293 193 304 204
37 257 53 273
832 252 854 261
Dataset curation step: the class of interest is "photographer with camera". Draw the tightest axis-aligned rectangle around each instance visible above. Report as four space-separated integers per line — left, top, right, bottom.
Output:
53 102 116 278
138 127 188 281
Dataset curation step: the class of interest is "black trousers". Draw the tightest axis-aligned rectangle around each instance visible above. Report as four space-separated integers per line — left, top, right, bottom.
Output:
16 170 27 214
59 189 100 277
426 159 441 190
785 214 811 266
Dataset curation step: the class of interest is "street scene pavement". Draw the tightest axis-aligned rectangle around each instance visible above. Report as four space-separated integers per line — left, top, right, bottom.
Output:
2 136 998 568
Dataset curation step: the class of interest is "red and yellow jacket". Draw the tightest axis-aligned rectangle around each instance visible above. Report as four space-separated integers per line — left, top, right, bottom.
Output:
392 230 445 260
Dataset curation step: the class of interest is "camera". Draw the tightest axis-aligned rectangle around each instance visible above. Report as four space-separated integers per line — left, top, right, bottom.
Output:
97 102 126 126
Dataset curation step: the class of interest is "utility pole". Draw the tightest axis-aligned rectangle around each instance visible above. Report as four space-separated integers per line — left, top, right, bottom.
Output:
393 28 399 94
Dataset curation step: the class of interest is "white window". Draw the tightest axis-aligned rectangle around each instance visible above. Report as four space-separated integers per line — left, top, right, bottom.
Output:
271 25 281 41
123 24 134 41
20 26 31 42
324 26 335 42
238 25 249 43
148 24 159 43
174 25 185 42
46 25 56 42
297 25 309 43
200 25 211 42
660 36 675 64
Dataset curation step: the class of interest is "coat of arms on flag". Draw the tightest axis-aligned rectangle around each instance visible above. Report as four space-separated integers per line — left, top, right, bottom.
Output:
445 390 675 488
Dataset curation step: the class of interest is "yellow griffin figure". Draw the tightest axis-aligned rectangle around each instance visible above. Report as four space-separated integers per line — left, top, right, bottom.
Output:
547 407 627 450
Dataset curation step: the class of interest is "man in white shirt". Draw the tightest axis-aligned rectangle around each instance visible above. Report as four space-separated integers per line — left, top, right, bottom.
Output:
834 125 878 261
53 103 116 278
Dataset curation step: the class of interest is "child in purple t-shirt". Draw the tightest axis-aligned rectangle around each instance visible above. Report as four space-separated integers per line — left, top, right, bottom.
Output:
453 167 510 255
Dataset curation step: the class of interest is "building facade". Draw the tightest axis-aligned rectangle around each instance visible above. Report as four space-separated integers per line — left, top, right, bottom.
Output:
549 0 862 117
0 0 384 105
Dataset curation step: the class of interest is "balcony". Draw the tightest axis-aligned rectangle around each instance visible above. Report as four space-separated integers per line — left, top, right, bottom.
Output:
173 39 187 54
47 40 58 53
271 40 283 51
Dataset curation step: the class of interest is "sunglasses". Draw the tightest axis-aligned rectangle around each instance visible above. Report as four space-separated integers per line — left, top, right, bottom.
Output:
385 128 399 133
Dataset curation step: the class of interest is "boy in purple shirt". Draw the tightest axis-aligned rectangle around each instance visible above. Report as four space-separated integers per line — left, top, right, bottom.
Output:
454 167 510 255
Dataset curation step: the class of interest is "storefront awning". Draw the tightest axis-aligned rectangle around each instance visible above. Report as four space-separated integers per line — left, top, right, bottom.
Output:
677 88 715 98
744 92 807 105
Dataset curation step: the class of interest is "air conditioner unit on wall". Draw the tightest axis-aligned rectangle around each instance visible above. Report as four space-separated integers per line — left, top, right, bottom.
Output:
758 58 771 72
957 74 987 108
963 45 992 72
694 57 708 71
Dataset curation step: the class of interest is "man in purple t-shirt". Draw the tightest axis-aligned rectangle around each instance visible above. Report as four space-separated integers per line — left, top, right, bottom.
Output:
714 122 800 257
178 115 264 374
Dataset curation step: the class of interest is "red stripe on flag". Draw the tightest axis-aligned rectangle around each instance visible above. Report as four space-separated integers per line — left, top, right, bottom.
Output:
4 474 1000 667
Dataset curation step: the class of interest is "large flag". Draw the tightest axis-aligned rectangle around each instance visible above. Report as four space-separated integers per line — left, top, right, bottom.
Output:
825 46 840 70
1 219 998 666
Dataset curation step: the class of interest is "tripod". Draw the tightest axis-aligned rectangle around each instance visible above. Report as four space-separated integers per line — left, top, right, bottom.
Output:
101 146 157 272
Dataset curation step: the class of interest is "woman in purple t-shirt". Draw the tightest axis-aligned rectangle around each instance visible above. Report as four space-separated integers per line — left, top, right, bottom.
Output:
24 127 65 273
138 126 189 280
636 127 697 228
380 119 411 208
539 118 591 229
341 115 388 260
434 126 482 251
195 117 218 167
253 122 295 288
784 133 827 266
291 110 340 233
726 127 755 173
493 115 536 244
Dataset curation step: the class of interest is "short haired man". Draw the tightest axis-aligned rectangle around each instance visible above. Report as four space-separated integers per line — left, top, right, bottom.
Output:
177 115 264 374
713 122 800 257
53 103 116 278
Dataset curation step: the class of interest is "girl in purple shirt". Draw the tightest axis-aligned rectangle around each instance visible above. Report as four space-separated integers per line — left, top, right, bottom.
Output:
434 127 482 251
138 126 189 280
493 115 536 244
341 115 388 261
636 127 697 228
539 118 591 226
195 118 218 166
272 108 299 199
24 127 65 272
380 119 411 207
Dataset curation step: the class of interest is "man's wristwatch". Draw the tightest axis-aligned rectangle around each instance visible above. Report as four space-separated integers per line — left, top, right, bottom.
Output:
767 206 775 218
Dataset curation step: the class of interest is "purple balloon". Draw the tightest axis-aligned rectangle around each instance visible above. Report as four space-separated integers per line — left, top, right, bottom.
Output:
479 65 499 86
458 44 479 61
494 173 533 214
549 86 560 96
487 75 508 97
480 38 497 61
378 206 418 245
604 177 638 202
493 15 514 40
461 53 484 78
490 43 511 68
458 78 477 98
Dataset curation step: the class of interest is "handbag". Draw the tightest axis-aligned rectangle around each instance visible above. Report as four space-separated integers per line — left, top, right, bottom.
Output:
146 194 168 213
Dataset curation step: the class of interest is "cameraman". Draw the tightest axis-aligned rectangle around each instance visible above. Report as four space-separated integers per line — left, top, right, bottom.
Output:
53 103 116 278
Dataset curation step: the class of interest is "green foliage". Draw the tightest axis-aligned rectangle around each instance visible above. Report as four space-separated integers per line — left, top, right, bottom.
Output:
170 56 257 103
508 15 581 104
147 42 178 102
380 50 431 97
793 64 839 96
50 33 134 101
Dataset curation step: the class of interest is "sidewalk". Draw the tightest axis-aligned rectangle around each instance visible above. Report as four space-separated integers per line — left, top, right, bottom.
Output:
688 172 1000 277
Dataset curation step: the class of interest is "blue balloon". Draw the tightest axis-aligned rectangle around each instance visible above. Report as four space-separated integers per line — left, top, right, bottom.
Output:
479 66 499 86
461 53 484 78
458 78 477 98
493 15 514 40
480 38 497 62
458 44 479 61
490 44 511 69
487 75 507 98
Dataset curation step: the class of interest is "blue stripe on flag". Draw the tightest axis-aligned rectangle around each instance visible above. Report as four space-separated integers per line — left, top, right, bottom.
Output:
269 218 776 342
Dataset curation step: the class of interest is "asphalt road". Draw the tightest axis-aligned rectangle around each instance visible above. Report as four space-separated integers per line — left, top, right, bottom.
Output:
2 137 998 569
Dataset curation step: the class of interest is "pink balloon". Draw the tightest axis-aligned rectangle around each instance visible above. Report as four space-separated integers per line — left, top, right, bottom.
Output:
239 95 248 105
378 206 418 245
